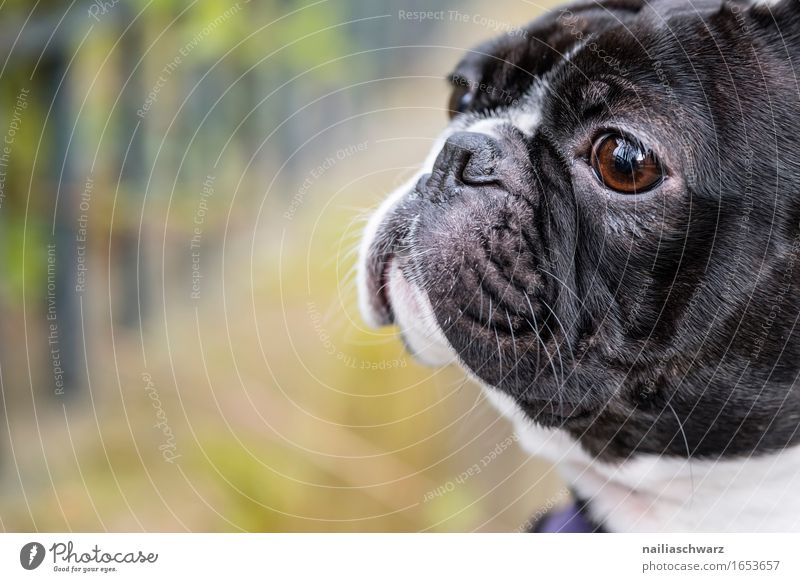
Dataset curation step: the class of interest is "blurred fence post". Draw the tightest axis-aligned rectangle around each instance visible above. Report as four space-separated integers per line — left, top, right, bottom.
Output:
116 2 148 330
39 24 84 396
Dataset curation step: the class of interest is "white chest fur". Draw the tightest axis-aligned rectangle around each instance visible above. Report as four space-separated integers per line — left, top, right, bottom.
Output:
485 389 800 532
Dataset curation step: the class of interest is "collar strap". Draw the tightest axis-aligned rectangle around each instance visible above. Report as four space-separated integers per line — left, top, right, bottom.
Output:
532 501 599 533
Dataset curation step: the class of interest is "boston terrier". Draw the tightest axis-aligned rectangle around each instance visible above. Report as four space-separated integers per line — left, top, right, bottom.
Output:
357 0 800 532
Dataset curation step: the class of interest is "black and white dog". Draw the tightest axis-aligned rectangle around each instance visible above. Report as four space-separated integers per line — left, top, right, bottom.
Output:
357 0 800 532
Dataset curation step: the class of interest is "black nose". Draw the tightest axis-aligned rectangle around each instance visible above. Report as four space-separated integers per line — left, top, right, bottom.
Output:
430 131 500 188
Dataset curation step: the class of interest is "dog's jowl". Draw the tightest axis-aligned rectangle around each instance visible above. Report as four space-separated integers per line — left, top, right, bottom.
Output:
358 0 800 532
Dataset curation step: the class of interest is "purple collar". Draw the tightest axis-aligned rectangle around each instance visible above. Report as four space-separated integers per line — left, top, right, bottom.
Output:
534 502 597 533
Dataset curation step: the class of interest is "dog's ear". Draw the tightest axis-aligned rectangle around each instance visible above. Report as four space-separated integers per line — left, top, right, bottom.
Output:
446 0 647 117
735 0 800 53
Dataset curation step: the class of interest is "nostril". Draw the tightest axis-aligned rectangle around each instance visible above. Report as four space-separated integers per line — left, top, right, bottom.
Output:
437 135 473 183
462 151 497 184
434 131 500 187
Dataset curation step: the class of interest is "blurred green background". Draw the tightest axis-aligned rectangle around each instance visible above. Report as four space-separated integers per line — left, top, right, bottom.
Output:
0 0 564 531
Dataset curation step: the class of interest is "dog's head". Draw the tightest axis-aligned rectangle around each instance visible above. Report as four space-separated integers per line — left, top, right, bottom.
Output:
358 0 800 461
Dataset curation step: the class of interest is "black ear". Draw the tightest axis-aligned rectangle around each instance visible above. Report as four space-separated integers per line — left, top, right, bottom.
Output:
447 0 647 116
745 0 800 44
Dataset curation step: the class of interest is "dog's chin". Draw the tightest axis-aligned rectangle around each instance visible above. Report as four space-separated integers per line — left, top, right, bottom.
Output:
381 261 457 367
362 260 586 421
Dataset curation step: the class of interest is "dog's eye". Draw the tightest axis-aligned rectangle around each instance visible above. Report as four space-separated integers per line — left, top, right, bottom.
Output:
447 84 474 119
590 134 663 194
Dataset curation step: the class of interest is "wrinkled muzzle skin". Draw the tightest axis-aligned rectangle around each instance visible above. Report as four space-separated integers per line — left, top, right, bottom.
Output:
358 0 800 463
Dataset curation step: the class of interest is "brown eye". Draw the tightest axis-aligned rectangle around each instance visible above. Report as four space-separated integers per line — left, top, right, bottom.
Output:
590 133 663 194
447 81 473 119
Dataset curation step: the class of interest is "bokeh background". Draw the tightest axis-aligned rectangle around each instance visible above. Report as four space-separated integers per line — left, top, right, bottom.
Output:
0 0 566 531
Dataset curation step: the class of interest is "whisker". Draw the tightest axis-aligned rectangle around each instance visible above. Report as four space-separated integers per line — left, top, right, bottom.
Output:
666 400 695 507
506 309 519 389
539 300 567 388
523 292 562 420
536 266 584 305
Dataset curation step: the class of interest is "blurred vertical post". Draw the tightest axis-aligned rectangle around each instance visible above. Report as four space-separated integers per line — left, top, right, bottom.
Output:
39 12 83 396
275 0 306 188
116 1 148 329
